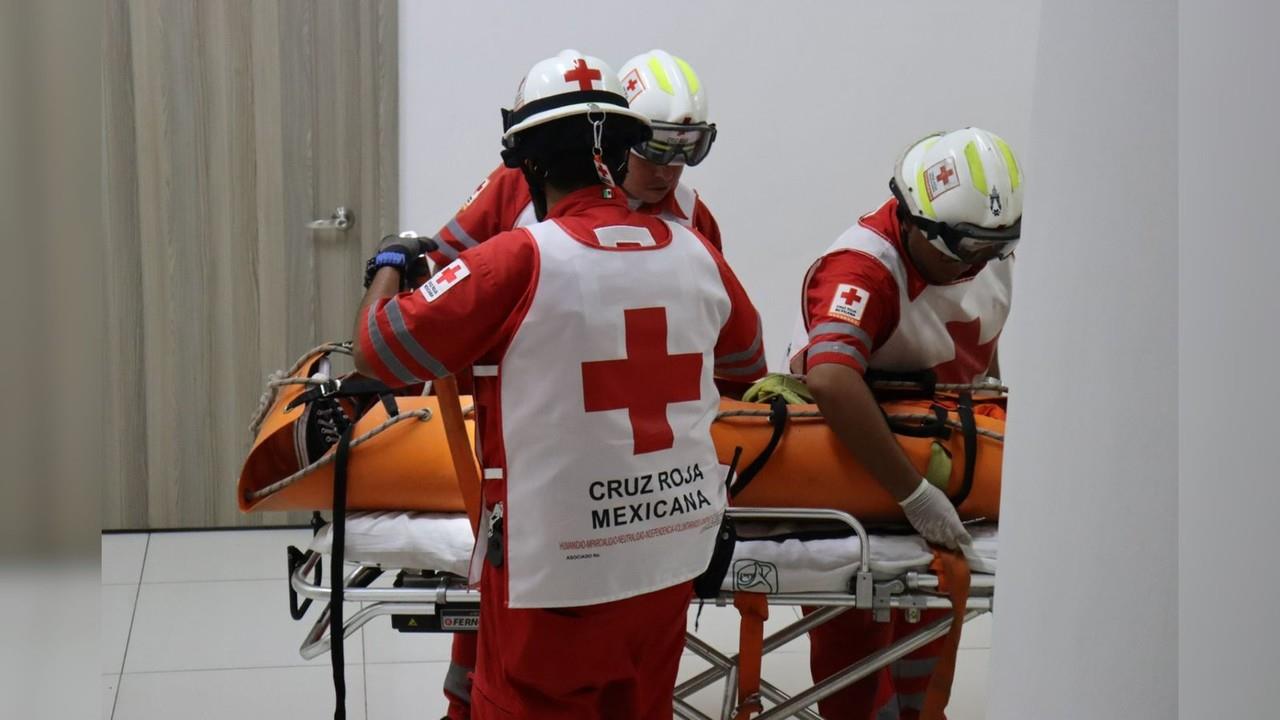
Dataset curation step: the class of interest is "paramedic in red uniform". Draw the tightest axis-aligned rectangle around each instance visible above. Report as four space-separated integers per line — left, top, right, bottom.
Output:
421 49 728 720
351 50 765 720
787 127 1023 719
425 48 722 270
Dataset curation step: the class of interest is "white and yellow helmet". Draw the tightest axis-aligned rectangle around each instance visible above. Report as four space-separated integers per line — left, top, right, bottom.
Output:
617 49 717 166
501 49 649 145
890 128 1024 262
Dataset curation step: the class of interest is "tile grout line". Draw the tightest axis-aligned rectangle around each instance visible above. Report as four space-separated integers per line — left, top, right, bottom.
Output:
112 532 150 720
362 604 370 720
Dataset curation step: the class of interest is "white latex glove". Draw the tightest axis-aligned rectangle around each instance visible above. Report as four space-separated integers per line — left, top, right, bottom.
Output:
898 478 973 550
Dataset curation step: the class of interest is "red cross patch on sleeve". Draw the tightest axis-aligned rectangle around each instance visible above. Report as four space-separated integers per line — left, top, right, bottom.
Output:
421 259 471 303
828 284 870 323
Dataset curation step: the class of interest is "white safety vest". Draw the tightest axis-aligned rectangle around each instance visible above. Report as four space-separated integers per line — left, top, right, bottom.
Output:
495 217 731 608
788 219 1013 378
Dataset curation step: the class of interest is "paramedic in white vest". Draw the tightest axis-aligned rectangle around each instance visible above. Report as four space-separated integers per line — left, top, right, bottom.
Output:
787 128 1022 720
420 49 728 720
352 50 765 719
424 49 723 270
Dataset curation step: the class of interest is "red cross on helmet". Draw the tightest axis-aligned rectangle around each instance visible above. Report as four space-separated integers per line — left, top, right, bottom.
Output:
501 50 650 145
890 127 1025 262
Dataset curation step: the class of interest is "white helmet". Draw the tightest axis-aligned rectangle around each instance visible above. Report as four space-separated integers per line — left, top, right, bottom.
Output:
501 50 649 144
890 128 1024 262
617 49 717 166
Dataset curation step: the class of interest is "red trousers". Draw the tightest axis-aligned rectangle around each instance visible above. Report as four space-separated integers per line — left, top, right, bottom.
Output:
471 562 692 720
805 607 949 720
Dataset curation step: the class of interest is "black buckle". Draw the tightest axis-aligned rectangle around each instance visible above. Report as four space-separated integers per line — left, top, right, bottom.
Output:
286 545 321 621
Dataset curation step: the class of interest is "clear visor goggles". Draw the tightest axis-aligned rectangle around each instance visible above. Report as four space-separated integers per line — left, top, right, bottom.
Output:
631 121 717 166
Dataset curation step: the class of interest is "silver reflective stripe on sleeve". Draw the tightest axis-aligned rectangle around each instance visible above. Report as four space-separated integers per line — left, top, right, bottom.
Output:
432 235 460 260
472 365 499 377
805 341 868 370
447 218 479 248
808 320 872 350
483 468 503 480
714 354 767 378
715 321 763 367
366 305 418 384
384 298 449 378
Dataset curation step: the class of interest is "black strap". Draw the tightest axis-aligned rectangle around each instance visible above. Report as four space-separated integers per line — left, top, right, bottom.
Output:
693 447 743 599
329 424 353 720
865 368 938 399
730 396 788 499
502 90 630 130
951 392 979 507
883 404 952 439
287 376 395 412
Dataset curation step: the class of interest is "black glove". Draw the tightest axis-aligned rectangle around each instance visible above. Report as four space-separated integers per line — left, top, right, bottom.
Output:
364 233 432 289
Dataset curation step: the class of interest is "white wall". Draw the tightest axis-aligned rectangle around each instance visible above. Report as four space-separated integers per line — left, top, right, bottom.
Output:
987 1 1178 718
1179 1 1280 716
400 0 1041 367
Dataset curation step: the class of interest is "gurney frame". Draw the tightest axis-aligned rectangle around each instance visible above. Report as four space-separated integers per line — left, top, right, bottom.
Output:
287 507 993 719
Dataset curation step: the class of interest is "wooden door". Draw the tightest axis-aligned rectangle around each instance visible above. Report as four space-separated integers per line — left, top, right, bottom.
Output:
103 0 398 529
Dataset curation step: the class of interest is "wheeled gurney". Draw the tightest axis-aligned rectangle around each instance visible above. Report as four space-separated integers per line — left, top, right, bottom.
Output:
284 507 996 720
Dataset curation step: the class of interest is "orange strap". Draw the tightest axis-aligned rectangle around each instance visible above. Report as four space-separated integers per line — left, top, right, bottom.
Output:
920 550 971 720
434 375 482 534
733 592 769 720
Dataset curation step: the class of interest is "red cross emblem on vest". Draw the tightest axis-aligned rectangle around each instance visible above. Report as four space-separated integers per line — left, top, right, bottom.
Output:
581 307 703 455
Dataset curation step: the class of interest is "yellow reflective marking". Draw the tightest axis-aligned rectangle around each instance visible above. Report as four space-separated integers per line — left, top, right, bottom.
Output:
674 56 701 95
648 57 675 95
965 141 989 196
994 136 1021 191
915 165 936 219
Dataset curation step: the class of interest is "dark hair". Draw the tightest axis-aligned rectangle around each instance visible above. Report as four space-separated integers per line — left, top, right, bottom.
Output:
507 114 649 191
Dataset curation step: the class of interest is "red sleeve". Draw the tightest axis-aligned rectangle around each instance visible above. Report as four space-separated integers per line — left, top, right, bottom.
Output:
797 250 900 375
690 192 723 252
427 164 533 267
704 240 766 382
358 230 538 386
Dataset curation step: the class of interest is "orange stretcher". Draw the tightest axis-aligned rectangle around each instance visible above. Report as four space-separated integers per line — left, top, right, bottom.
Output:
239 346 1004 521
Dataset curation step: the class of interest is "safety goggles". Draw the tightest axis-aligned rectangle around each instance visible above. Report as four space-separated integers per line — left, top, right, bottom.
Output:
890 178 1020 262
927 221 1020 262
632 121 717 166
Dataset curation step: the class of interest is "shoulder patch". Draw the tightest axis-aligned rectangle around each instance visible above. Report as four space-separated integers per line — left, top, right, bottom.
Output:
460 177 490 212
828 284 871 324
421 259 471 302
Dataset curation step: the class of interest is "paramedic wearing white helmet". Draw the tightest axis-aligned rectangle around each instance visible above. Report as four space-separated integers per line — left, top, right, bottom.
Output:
424 48 723 272
354 50 765 720
788 128 1023 719
423 49 731 720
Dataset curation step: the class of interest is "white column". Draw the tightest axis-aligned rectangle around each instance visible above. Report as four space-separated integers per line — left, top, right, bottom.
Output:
1178 1 1280 716
987 1 1178 717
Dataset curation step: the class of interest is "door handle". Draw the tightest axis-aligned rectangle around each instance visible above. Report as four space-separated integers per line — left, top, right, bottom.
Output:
308 206 354 231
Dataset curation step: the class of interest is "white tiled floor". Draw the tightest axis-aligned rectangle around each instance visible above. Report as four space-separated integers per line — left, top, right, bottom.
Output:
102 529 991 719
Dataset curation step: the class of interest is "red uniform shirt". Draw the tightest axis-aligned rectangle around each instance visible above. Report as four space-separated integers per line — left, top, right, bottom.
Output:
427 164 722 267
793 199 1012 384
